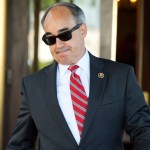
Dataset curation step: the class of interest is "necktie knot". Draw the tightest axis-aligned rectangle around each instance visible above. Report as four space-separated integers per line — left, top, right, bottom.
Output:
68 65 79 73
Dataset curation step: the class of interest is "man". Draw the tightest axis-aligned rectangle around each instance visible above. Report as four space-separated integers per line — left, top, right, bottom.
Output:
7 2 150 150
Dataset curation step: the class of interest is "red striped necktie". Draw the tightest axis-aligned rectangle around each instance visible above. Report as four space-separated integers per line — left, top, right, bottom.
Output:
68 65 88 137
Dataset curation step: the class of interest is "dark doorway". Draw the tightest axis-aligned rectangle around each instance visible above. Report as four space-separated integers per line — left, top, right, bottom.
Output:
116 0 137 73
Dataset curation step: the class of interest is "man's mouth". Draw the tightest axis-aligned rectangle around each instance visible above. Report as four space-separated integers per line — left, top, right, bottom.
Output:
56 49 69 54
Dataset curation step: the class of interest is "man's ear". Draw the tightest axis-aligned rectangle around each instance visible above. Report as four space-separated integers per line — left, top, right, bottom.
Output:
80 23 87 38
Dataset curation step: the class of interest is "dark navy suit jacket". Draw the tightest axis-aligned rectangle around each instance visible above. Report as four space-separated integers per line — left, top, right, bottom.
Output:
7 52 150 150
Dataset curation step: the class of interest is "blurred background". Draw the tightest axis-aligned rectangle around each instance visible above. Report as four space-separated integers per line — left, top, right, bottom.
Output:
0 0 150 149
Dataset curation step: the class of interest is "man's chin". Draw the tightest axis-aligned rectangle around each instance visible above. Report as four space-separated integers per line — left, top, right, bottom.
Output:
57 58 75 65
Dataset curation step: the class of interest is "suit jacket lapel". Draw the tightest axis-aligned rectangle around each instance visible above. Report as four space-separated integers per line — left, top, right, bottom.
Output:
80 53 108 144
43 62 78 147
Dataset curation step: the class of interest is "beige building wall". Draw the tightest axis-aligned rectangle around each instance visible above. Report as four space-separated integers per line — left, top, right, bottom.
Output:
0 0 6 149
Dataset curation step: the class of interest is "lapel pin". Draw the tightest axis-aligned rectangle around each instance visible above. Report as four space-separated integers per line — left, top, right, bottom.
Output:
98 73 104 78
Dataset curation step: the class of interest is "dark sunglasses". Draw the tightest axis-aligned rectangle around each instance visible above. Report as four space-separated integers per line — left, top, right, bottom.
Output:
42 24 82 45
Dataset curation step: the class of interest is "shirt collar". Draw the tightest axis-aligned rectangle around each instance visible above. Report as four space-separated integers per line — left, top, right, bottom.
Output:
76 50 89 74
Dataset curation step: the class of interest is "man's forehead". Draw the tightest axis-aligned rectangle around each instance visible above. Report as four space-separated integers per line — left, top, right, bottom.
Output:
44 6 74 23
44 6 76 30
49 6 72 17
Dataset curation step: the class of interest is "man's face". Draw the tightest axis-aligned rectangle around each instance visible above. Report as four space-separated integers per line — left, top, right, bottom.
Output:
43 6 87 65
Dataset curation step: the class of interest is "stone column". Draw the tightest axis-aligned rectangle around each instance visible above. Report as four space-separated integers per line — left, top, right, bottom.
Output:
100 0 118 60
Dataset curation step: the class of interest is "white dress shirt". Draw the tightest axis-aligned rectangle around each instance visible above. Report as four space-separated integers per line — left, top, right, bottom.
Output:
56 50 90 144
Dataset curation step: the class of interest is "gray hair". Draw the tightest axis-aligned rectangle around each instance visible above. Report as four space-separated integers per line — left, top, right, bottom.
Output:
41 2 86 28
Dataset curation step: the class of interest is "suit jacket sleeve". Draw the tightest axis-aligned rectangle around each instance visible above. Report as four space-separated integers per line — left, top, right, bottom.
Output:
6 79 38 150
124 67 150 150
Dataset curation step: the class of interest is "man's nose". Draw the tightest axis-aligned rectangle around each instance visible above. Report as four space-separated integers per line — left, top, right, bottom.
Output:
55 38 65 48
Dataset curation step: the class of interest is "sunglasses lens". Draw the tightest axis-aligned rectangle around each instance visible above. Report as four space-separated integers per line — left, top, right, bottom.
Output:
43 36 56 45
58 31 72 41
42 30 73 45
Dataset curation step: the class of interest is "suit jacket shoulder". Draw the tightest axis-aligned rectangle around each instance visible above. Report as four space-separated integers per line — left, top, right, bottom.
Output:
89 52 134 76
23 61 57 83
